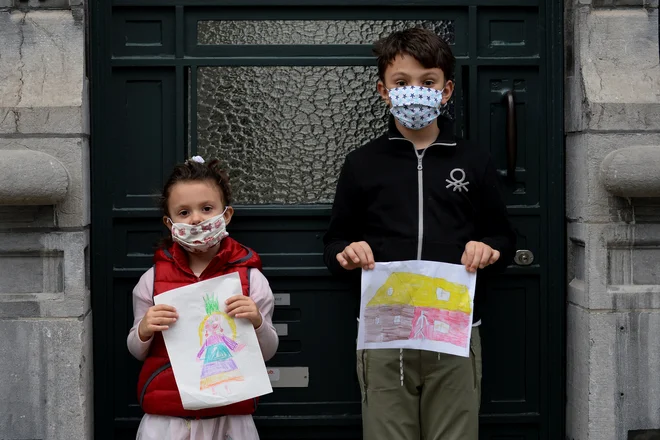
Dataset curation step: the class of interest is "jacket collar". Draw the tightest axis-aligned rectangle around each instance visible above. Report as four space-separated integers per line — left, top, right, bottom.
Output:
387 114 457 146
160 237 259 277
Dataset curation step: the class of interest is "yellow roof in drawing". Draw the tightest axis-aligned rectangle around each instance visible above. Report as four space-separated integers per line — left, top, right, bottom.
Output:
367 272 472 313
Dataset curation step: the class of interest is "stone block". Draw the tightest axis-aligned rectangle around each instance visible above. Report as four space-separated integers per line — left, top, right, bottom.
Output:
568 222 660 310
0 314 93 440
0 137 90 228
613 312 660 439
0 251 63 293
566 9 660 133
0 231 89 318
567 307 660 440
0 206 56 228
566 133 660 223
15 0 71 8
566 304 590 440
601 146 660 198
0 149 69 205
0 10 87 134
592 0 645 7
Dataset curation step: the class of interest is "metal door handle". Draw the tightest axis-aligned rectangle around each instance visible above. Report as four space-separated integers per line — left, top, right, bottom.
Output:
504 90 517 180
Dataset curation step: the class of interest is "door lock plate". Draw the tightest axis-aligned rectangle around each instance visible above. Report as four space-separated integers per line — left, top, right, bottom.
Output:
514 249 534 266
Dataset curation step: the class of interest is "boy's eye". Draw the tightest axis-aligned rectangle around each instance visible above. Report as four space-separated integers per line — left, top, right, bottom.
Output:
178 210 189 216
424 80 435 86
395 80 406 87
203 206 213 212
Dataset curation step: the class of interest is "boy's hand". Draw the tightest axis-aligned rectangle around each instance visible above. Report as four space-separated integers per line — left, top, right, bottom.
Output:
337 241 375 271
226 295 262 329
461 241 500 273
138 304 178 341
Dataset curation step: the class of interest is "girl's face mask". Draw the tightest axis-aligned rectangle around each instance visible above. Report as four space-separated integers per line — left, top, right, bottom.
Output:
168 207 229 253
387 86 445 130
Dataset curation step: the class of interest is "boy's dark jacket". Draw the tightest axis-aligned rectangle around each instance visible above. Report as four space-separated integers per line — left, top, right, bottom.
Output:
323 115 516 323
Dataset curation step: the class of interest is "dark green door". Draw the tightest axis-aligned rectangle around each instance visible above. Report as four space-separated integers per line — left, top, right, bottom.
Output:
90 2 564 439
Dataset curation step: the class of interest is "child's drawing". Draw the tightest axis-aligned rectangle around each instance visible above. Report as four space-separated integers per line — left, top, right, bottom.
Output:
358 261 476 357
154 273 273 410
197 294 245 391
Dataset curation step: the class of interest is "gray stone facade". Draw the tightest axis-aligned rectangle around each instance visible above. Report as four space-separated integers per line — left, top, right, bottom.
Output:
565 1 660 439
0 6 92 440
0 1 658 439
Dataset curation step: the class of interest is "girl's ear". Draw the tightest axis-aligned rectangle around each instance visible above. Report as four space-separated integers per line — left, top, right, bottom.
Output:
163 216 172 231
223 206 235 226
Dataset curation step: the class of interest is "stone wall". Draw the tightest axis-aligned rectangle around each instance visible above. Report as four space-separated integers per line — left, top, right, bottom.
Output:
565 0 660 439
0 5 92 440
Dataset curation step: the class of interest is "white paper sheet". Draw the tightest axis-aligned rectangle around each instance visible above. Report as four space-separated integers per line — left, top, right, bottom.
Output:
357 260 477 357
154 272 273 410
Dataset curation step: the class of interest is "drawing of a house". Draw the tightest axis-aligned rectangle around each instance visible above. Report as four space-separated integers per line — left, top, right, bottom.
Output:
364 272 472 347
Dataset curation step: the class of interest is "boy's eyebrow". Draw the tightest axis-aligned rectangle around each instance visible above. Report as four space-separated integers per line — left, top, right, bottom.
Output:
390 70 442 78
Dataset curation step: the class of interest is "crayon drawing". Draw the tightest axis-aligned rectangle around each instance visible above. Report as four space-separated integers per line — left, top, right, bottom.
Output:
197 294 246 392
358 261 476 357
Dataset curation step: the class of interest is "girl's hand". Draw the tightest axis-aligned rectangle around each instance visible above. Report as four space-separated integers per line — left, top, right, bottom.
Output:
226 295 262 329
138 304 178 341
461 241 500 273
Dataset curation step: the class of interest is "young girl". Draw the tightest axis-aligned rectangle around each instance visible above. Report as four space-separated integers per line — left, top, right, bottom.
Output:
127 156 279 440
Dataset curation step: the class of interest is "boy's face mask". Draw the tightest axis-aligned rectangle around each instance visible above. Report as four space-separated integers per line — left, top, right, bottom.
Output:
387 86 445 130
167 207 229 253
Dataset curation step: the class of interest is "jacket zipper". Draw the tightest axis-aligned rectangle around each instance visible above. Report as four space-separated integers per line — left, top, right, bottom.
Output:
388 137 457 261
140 362 172 406
415 148 426 260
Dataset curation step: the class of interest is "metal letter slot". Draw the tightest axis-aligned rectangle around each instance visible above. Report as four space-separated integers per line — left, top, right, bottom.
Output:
503 90 517 181
274 293 290 306
514 249 534 266
267 367 309 388
274 323 288 336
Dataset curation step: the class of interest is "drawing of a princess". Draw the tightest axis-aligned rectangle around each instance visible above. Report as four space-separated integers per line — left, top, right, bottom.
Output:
197 294 245 391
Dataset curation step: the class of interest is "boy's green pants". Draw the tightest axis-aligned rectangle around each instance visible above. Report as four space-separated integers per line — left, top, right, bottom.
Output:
357 328 482 440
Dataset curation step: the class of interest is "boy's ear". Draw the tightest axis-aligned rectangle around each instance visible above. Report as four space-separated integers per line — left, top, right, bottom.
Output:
377 80 391 106
441 80 455 105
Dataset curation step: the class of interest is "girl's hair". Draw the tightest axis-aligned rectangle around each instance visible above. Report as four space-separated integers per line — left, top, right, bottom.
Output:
157 158 232 250
160 158 232 217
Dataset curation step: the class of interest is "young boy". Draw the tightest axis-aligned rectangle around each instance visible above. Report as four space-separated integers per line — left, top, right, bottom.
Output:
323 28 516 440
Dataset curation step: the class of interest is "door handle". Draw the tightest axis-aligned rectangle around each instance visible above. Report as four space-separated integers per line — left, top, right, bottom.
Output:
503 90 517 180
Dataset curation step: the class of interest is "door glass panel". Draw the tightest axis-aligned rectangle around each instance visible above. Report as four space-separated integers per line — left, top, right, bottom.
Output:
198 20 454 45
196 66 454 204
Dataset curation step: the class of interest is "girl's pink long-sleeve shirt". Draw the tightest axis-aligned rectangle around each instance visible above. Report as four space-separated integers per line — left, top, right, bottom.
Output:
127 267 279 362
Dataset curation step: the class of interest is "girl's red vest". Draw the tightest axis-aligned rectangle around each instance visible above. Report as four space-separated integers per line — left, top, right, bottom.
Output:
136 237 262 418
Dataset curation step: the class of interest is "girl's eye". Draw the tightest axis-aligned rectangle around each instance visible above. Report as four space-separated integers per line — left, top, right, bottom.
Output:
395 80 406 87
178 210 189 216
203 206 213 212
424 80 435 86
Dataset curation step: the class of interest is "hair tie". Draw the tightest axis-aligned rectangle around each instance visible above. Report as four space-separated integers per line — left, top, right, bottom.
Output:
188 156 205 164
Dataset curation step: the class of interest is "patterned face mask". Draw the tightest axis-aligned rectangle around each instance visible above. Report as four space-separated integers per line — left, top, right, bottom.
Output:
168 207 229 253
387 86 445 130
